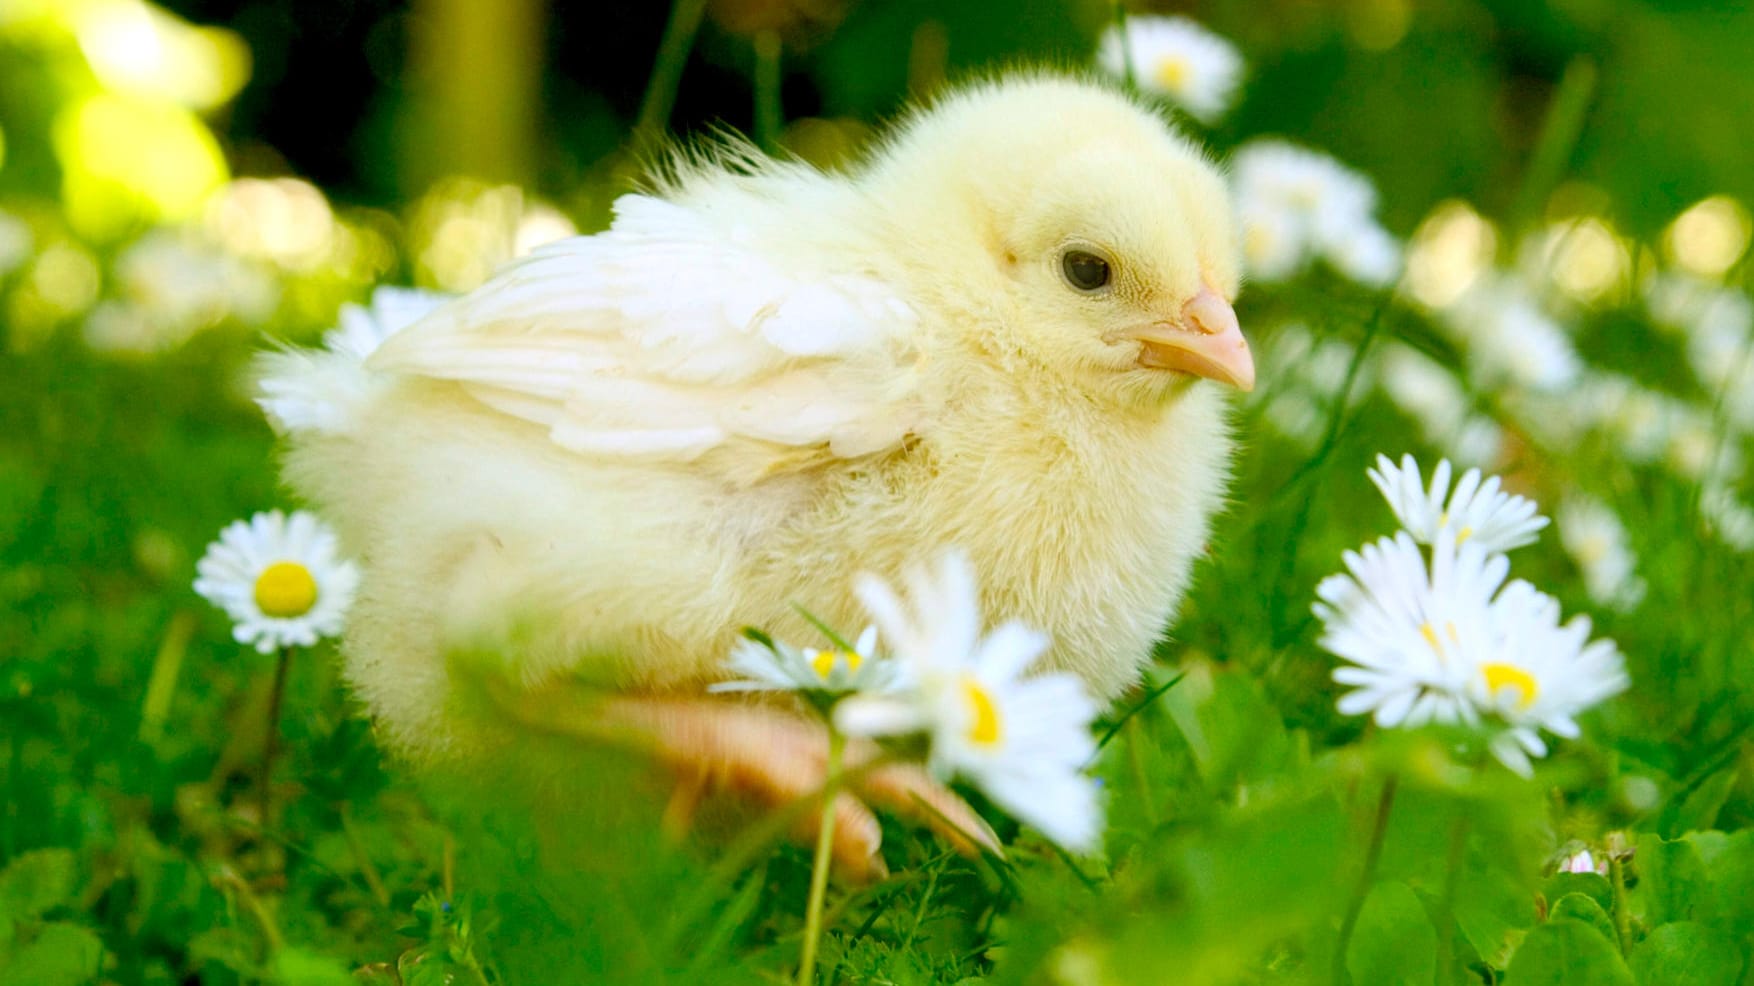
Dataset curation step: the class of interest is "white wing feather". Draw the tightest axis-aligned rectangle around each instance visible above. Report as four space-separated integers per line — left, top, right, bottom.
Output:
368 195 920 471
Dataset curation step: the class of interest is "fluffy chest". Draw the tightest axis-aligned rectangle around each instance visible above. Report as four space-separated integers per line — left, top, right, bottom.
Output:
770 384 1233 699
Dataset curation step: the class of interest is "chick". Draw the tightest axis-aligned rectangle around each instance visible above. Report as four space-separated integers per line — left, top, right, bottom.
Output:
263 74 1252 875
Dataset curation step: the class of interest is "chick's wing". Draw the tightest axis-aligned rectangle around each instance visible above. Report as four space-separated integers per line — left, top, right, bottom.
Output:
369 194 922 474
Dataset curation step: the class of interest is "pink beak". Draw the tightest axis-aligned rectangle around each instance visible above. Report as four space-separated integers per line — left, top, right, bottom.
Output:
1129 286 1255 392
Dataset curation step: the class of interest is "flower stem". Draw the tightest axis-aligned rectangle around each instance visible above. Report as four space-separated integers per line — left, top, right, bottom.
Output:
796 728 845 986
753 30 783 153
631 0 709 160
1609 846 1633 956
1111 1 1137 93
1434 810 1472 978
1333 773 1399 986
257 646 295 835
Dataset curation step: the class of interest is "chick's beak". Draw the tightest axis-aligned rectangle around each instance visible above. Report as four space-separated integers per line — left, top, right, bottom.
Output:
1129 287 1255 392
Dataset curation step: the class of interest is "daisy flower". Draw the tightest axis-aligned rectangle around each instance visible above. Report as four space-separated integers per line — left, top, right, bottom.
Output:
1230 141 1400 287
1701 484 1754 553
1366 454 1549 553
257 285 450 433
1316 528 1628 775
709 624 899 699
324 286 450 361
835 552 1101 852
1096 15 1243 124
1315 531 1505 730
194 510 359 653
1556 497 1646 611
1328 223 1403 289
1463 580 1628 776
1444 277 1580 392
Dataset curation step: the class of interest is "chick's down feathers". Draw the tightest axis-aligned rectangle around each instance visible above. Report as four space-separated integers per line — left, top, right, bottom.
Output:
264 74 1252 762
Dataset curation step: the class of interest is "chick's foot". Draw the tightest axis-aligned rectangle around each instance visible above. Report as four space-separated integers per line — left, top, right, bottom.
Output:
509 688 999 882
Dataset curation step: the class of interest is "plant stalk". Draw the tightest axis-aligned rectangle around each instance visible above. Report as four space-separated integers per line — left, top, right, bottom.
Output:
1333 773 1399 986
1609 847 1633 956
1434 810 1472 977
257 646 295 833
632 0 709 160
1111 1 1136 93
796 728 845 986
753 30 783 153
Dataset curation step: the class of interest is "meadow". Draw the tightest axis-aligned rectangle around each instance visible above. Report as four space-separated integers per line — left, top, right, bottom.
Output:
3 1 1753 983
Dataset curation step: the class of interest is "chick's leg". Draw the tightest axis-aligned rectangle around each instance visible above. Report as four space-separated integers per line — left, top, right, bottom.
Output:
499 681 999 882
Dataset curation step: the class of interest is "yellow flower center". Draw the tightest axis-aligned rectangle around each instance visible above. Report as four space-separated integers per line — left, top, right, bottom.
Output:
1244 225 1277 263
254 561 318 618
1482 663 1539 709
961 677 1002 747
1153 56 1190 92
810 649 862 680
1419 622 1460 662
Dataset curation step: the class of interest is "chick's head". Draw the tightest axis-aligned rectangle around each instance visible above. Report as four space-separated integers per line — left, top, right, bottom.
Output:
870 75 1254 404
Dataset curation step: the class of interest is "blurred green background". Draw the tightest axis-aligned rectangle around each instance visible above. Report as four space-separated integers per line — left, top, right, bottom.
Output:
4 1 1754 983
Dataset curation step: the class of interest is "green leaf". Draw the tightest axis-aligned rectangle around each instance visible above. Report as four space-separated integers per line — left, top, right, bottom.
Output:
1347 881 1436 986
1658 767 1738 836
1699 830 1754 936
1548 893 1615 946
1160 663 1291 791
2 921 105 986
272 946 358 986
1502 919 1633 986
1543 872 1613 915
1454 854 1537 969
1637 833 1709 926
0 849 77 922
1630 922 1744 986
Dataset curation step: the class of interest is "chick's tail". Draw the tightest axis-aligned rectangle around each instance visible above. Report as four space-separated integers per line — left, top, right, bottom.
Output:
255 286 450 436
255 347 383 436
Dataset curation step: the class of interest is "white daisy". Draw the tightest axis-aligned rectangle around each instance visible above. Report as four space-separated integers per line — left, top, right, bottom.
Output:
1445 277 1580 392
1314 531 1505 730
1463 580 1628 777
1096 15 1243 124
194 510 359 653
1231 140 1399 287
257 285 450 433
835 552 1101 852
1237 201 1305 283
1316 529 1628 776
1701 484 1754 553
1328 223 1403 288
324 286 449 362
1684 314 1754 431
1644 273 1752 344
708 625 899 697
1366 454 1548 553
1556 497 1645 611
1378 345 1470 438
1449 416 1506 470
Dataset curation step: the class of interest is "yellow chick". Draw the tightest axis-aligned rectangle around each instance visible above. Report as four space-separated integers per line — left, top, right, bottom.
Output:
261 74 1253 876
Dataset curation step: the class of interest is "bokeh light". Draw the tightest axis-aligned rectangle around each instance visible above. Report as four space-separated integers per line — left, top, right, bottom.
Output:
53 93 229 239
1663 195 1752 279
71 0 250 110
1404 200 1497 308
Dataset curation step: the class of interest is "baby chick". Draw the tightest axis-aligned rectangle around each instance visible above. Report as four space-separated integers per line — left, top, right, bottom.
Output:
263 74 1252 876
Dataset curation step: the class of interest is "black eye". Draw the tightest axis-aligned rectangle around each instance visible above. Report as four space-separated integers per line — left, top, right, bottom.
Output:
1061 250 1112 292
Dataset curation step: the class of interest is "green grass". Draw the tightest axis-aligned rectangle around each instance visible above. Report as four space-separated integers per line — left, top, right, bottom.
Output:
6 1 1754 982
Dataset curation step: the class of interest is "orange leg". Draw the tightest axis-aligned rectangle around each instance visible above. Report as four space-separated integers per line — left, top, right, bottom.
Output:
497 681 998 882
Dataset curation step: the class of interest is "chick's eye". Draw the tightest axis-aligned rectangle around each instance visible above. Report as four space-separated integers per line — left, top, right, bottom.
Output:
1061 250 1112 292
